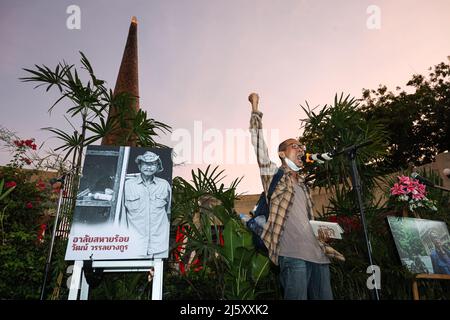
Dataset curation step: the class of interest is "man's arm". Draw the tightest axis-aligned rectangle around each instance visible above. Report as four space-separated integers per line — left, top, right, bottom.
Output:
119 181 129 228
248 93 279 195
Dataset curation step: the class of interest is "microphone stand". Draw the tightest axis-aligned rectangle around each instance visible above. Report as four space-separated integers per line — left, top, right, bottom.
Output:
422 183 450 193
39 174 66 300
336 140 381 300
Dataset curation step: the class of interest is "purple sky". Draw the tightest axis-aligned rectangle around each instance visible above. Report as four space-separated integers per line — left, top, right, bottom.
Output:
1 0 450 194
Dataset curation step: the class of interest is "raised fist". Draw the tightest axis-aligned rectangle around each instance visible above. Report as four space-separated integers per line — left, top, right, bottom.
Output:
248 92 259 112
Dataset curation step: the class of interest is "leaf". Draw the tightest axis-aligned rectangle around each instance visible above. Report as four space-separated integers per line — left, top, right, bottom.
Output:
222 218 252 263
250 252 270 284
0 180 16 201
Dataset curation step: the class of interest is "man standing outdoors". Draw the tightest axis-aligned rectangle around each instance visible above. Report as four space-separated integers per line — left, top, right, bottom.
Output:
248 93 333 300
122 151 171 258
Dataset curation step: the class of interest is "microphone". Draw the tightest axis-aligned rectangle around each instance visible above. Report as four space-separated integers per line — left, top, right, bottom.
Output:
301 152 334 164
411 172 435 187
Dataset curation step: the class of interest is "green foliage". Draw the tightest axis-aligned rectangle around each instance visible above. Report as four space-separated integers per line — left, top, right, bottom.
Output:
361 62 450 170
413 168 450 223
21 51 172 177
300 93 389 195
389 217 427 257
0 166 54 299
12 52 171 299
221 218 270 299
168 165 275 300
300 91 450 299
0 179 16 202
88 165 275 300
89 273 152 300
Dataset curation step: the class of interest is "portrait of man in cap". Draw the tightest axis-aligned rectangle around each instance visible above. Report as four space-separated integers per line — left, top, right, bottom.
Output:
121 150 171 258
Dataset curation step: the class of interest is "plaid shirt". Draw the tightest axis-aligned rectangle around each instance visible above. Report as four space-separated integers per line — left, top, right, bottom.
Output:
249 111 314 265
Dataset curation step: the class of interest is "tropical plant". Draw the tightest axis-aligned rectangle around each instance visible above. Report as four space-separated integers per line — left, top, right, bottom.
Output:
361 62 450 170
300 93 389 195
20 51 172 179
300 92 450 299
168 165 274 300
17 53 173 299
86 166 275 300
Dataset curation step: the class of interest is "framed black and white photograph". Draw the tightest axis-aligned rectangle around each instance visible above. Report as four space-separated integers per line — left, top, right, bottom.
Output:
65 145 173 261
387 216 450 275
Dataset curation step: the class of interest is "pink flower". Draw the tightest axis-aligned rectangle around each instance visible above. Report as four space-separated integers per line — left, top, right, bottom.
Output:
390 175 437 212
390 183 406 195
412 193 424 200
417 184 426 194
398 176 412 185
25 202 33 209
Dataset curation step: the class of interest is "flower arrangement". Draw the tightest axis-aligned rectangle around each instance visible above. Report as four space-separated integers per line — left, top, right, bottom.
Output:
390 175 437 212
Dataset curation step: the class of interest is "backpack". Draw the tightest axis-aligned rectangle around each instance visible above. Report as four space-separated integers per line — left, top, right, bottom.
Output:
246 168 284 254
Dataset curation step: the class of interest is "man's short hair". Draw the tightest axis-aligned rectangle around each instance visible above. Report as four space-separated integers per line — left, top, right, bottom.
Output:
278 138 300 152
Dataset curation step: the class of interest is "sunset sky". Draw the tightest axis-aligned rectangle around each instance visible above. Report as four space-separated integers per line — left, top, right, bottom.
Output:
1 0 450 194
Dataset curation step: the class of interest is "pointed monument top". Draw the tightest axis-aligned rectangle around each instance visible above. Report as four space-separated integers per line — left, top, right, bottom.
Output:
102 17 140 146
113 17 139 105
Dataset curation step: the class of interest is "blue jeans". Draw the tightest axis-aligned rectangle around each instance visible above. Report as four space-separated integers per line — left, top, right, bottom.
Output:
279 256 333 300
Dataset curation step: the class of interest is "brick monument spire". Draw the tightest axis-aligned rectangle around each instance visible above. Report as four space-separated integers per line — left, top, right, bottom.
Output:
102 16 140 146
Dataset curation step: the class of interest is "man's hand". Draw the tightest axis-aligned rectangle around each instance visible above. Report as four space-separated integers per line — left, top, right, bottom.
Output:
248 92 259 112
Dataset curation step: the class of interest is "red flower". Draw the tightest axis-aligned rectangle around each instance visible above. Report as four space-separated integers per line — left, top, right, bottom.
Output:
25 202 33 209
5 181 17 188
327 215 361 233
19 157 32 165
36 180 46 191
13 140 24 148
37 224 47 243
191 258 203 272
218 229 224 247
52 186 61 193
174 226 187 275
13 139 37 150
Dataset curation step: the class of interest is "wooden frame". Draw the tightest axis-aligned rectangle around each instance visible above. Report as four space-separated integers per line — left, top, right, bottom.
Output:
412 273 450 300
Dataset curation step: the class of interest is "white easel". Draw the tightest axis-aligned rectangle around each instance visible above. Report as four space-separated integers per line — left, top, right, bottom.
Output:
68 259 164 300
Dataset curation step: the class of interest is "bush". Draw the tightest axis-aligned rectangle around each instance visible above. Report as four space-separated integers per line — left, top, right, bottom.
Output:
0 166 54 299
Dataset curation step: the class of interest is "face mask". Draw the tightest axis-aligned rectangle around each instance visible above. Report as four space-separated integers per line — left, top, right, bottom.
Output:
284 157 301 172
